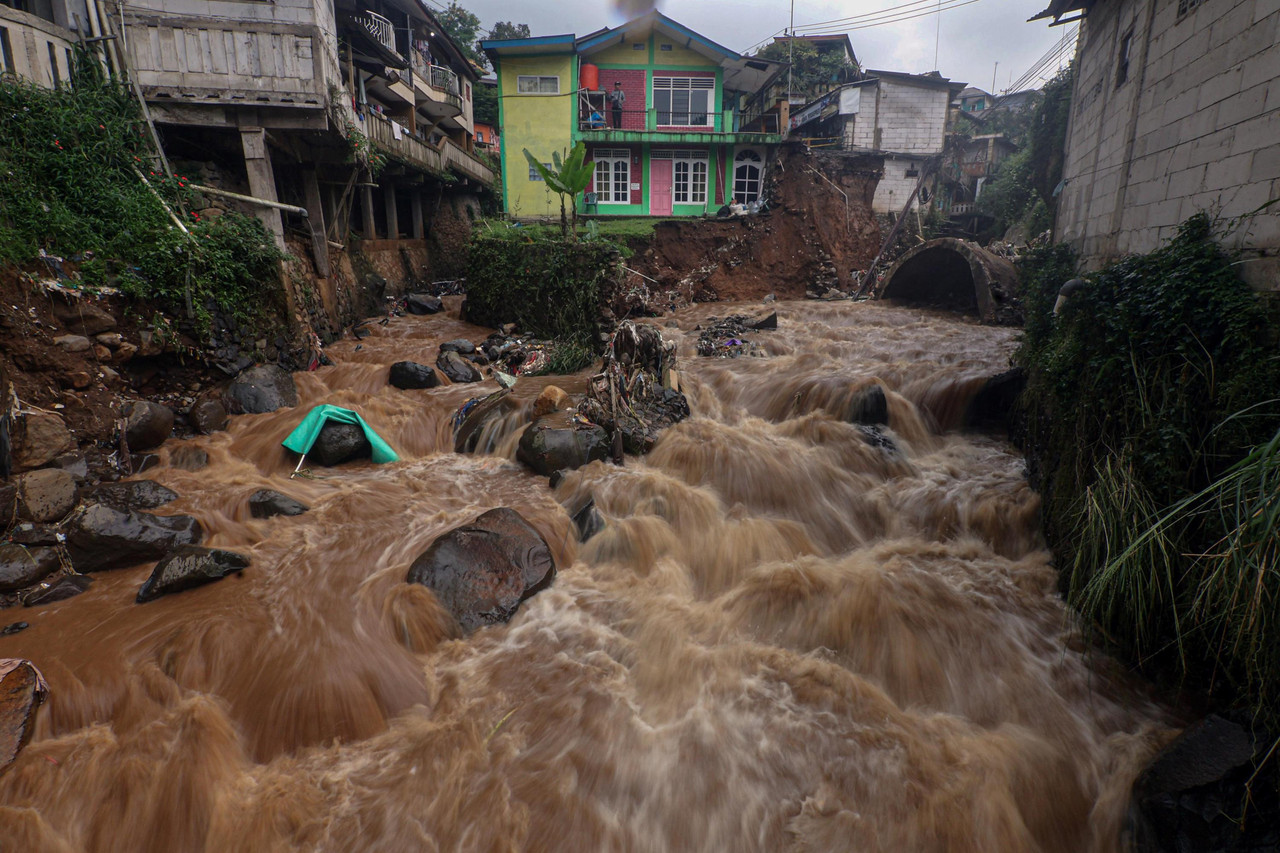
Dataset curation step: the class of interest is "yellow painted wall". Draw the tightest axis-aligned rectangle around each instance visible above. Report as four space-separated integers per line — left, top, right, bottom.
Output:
652 40 712 67
498 54 575 218
592 42 644 65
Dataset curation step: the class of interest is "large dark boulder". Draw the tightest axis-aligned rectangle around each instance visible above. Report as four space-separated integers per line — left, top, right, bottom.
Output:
15 468 77 523
453 390 519 454
248 489 310 518
225 364 298 414
136 545 249 603
406 507 556 633
964 368 1027 433
389 361 442 390
189 398 229 434
124 401 175 451
440 339 476 355
64 503 203 572
82 480 179 511
517 419 609 477
405 293 443 315
308 422 371 466
0 544 61 592
437 350 482 383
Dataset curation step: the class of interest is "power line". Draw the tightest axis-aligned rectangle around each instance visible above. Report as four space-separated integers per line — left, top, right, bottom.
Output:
802 0 984 34
741 0 982 55
796 0 963 29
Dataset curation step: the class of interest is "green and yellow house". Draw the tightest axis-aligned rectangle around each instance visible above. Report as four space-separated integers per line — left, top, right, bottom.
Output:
481 12 786 219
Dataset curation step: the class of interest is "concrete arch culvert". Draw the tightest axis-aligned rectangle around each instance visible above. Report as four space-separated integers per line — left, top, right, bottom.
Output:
877 238 1021 325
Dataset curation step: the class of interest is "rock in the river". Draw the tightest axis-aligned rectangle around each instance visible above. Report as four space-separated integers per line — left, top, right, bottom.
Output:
136 545 249 603
189 398 229 434
453 391 518 453
124 401 175 451
532 385 570 420
571 500 605 543
847 384 889 426
517 418 609 477
405 293 443 315
13 412 74 470
437 350 482 384
225 364 298 414
65 503 203 572
440 338 476 355
309 422 371 466
168 446 208 471
389 361 442 390
82 479 179 511
406 507 556 633
23 574 93 607
15 469 77 523
747 311 778 330
248 489 310 518
0 544 61 592
0 660 48 774
964 368 1027 433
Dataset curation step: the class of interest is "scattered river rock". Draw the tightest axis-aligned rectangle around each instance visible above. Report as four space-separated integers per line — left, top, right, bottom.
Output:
64 503 203 572
517 416 609 476
23 574 93 607
189 398 229 434
136 546 249 603
405 293 443 315
0 544 61 592
124 400 175 451
82 479 179 511
249 489 310 518
15 468 77 523
308 422 370 466
225 364 298 414
13 412 74 470
389 361 441 390
437 350 482 383
406 507 555 633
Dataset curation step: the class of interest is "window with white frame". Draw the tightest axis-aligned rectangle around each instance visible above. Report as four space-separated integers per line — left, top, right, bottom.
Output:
733 149 762 203
657 150 708 204
517 75 559 94
593 149 630 203
653 76 714 127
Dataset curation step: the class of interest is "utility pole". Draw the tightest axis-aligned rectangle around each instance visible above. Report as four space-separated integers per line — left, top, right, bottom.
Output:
788 0 795 99
992 61 999 93
934 0 941 71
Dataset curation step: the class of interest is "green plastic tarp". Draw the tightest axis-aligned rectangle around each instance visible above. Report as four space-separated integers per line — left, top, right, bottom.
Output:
282 404 398 464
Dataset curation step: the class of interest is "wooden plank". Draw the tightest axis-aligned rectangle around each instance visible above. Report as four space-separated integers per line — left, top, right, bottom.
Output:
144 25 161 73
302 168 330 277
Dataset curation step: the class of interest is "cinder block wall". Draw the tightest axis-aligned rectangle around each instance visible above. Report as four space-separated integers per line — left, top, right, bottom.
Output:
1057 0 1279 289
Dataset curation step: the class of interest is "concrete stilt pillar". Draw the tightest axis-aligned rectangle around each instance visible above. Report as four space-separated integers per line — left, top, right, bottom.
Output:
361 184 376 239
384 185 399 239
410 191 424 240
239 127 285 249
302 168 330 277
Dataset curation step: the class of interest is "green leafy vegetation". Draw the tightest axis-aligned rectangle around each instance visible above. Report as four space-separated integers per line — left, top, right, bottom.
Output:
754 37 858 101
523 143 593 238
466 236 621 347
0 61 284 332
438 2 486 69
1017 215 1280 723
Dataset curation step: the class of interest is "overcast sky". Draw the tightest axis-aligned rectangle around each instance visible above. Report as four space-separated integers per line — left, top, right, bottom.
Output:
461 0 1075 94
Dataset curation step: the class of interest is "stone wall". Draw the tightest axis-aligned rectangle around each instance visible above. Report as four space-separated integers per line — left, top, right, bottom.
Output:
1057 0 1279 290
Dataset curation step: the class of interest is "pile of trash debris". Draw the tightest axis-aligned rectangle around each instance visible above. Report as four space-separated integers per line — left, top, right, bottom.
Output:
577 321 689 454
694 311 777 358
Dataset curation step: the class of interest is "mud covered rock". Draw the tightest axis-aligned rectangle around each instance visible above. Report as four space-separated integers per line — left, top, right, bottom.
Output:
0 545 61 592
189 398 229 434
15 469 77 523
407 507 555 633
389 361 442 390
13 412 74 470
405 293 443 315
308 422 371 466
82 480 179 511
517 418 609 477
847 384 889 426
225 364 298 414
453 391 519 454
248 489 309 518
0 660 48 774
136 545 249 603
437 350 482 384
124 400 175 451
23 574 92 607
65 503 203 572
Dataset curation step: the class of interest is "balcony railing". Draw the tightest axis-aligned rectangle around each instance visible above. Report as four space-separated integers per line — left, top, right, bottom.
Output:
430 64 459 96
354 11 395 54
577 106 781 136
356 109 493 186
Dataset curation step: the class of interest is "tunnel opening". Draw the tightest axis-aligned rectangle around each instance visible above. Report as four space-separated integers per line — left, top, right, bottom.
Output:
879 248 979 314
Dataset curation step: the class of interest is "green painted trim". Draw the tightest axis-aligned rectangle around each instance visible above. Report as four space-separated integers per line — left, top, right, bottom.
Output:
496 56 510 214
648 35 654 65
578 129 781 146
592 63 716 73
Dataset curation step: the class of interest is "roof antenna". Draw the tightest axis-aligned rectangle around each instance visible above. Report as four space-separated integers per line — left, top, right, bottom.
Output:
934 0 941 71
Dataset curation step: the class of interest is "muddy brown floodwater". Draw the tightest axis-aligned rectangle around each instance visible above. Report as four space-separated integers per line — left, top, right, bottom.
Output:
0 299 1171 852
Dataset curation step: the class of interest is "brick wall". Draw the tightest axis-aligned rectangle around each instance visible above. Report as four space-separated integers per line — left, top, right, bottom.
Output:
604 69 648 131
1058 0 1280 289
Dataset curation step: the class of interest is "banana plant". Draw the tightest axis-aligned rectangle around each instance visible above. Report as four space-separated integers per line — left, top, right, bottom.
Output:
523 142 593 239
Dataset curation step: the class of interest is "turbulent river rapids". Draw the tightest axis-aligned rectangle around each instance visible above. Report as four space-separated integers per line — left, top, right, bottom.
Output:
0 299 1171 852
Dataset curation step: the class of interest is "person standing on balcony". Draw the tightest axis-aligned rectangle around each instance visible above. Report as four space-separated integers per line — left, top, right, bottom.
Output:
608 82 626 129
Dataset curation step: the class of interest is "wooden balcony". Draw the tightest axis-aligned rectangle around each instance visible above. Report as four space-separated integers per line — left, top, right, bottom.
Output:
358 110 493 186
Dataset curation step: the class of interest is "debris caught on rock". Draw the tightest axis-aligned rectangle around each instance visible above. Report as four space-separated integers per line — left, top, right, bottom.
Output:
577 321 689 455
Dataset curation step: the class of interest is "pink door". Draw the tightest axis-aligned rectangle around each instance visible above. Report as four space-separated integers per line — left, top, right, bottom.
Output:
650 159 673 216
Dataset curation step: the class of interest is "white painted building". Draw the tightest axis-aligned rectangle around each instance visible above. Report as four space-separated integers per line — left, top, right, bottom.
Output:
790 70 962 213
1035 0 1280 290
